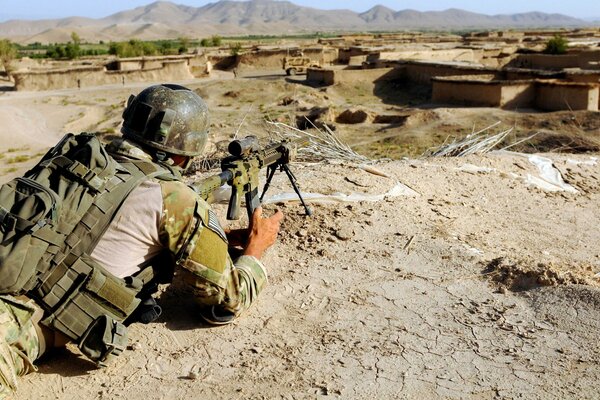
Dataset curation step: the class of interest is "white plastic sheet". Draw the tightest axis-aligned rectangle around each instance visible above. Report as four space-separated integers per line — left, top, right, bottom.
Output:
527 155 578 193
263 181 419 205
490 150 579 193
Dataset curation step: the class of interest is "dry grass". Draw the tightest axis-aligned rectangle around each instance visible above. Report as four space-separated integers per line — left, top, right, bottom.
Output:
266 120 369 163
423 122 515 157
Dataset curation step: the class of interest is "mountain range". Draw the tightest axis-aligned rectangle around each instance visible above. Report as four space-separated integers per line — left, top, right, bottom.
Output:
0 0 591 44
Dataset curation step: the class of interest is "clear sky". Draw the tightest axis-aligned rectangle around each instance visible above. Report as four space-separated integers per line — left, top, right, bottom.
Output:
0 0 598 21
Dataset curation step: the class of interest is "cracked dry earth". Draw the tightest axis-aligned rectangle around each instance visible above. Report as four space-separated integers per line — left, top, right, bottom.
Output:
13 151 600 400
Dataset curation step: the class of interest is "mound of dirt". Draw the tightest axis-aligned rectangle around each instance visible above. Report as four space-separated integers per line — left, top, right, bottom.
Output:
484 257 600 291
296 106 336 130
336 108 371 124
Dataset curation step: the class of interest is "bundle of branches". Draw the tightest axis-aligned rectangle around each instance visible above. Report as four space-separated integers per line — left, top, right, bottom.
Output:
424 122 517 157
266 119 369 163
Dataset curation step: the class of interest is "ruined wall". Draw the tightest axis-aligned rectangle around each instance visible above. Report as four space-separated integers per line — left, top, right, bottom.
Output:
577 50 600 69
502 68 564 81
13 66 105 91
306 68 335 85
336 67 404 86
373 49 478 64
432 78 502 107
566 71 600 83
236 48 336 71
13 60 193 91
401 61 494 85
535 81 599 111
511 54 583 70
306 67 404 86
338 48 372 64
208 54 237 70
500 82 536 109
348 55 368 67
118 60 144 71
430 76 598 111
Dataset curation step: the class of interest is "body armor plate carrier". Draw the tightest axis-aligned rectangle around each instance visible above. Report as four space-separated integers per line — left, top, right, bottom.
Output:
0 133 177 366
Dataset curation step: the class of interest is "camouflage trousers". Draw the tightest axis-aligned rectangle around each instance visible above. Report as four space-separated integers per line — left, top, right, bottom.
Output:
0 295 41 399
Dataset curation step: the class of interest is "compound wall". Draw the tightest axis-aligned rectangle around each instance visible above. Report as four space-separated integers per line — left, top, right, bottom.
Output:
236 48 337 71
399 61 495 84
13 60 193 91
431 76 599 111
372 49 478 64
535 81 599 111
510 52 600 70
432 78 502 107
306 67 403 86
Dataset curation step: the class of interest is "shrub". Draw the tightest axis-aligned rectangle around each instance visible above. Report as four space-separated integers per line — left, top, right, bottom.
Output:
544 35 568 55
211 35 222 47
229 42 242 56
0 39 17 75
200 35 223 47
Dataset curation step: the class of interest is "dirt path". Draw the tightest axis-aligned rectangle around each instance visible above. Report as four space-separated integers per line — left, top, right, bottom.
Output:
13 151 600 399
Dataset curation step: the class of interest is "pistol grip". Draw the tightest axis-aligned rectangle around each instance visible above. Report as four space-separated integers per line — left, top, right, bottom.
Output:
245 187 260 221
227 185 241 220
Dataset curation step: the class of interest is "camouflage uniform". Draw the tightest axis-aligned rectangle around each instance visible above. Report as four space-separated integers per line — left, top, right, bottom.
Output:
104 138 268 317
0 295 41 399
0 138 268 397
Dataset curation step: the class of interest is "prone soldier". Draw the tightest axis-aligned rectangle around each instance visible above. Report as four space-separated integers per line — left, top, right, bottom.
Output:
0 84 283 397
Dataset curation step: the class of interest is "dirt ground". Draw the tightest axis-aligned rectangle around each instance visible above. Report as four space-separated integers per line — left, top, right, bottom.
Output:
2 72 600 399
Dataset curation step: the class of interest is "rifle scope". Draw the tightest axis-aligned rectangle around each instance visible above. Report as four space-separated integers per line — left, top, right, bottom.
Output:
228 136 259 157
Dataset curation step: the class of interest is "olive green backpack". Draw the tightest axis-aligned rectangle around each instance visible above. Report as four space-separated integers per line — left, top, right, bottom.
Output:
0 132 169 365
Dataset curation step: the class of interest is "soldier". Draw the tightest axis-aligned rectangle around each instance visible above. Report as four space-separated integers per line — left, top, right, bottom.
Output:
0 84 283 397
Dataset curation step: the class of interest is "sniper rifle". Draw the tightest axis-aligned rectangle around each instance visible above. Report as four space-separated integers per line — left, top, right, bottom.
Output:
190 136 312 220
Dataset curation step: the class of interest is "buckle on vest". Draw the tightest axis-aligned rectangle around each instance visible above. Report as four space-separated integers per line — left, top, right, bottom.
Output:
79 315 128 367
0 207 16 232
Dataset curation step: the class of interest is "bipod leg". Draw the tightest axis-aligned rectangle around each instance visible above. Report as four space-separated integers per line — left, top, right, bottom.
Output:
282 164 312 217
260 164 278 202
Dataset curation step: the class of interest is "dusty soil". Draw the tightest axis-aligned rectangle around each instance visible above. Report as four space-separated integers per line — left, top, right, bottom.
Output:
1 72 600 399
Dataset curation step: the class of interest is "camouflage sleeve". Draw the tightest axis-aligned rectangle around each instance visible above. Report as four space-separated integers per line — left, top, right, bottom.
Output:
0 295 41 398
159 180 267 324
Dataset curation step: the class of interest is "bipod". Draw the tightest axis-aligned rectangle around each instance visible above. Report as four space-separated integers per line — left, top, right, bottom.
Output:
260 164 312 216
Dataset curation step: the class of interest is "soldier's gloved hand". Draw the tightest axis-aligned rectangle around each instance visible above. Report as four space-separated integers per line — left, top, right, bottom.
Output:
244 207 283 260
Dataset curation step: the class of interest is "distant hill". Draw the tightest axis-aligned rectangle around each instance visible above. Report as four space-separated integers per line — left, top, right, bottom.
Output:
0 0 589 44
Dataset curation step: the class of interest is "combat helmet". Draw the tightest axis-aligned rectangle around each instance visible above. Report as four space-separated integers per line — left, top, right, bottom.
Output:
121 84 209 157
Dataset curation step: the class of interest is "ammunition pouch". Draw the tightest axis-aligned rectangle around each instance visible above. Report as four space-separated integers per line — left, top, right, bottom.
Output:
79 315 127 367
35 254 140 366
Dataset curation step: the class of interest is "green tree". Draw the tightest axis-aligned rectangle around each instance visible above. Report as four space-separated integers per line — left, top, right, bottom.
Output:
211 35 222 47
178 36 190 54
0 39 17 76
544 35 568 55
70 31 81 45
141 41 157 56
65 42 79 59
160 40 173 55
108 39 158 58
229 42 242 56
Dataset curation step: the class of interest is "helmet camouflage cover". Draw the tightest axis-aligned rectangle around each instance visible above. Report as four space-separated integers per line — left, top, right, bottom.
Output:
121 84 209 157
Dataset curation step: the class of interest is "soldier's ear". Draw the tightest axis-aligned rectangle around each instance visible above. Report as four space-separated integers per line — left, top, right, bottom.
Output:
171 154 192 169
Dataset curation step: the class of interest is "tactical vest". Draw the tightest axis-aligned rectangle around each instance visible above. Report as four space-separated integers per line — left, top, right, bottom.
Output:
0 133 179 366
